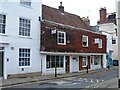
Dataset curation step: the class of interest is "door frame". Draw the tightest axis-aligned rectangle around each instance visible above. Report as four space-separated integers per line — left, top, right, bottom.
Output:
0 47 4 77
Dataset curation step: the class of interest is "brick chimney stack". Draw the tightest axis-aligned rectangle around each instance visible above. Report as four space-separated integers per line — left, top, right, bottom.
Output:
59 2 64 13
99 7 107 23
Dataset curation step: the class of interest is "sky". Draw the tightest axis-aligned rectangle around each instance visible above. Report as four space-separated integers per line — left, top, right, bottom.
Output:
42 0 116 26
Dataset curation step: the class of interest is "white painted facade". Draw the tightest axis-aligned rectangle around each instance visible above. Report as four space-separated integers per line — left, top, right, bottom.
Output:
0 0 42 79
41 52 106 75
98 23 118 61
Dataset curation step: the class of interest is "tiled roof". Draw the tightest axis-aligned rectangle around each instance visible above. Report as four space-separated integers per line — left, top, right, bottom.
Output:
42 4 92 30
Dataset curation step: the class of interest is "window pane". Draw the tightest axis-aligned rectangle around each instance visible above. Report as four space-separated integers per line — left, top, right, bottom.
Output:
0 14 6 34
51 56 55 68
82 57 87 66
19 18 30 36
19 48 30 66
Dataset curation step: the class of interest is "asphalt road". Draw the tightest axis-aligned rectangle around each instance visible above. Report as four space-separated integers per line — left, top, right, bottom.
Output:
9 67 118 88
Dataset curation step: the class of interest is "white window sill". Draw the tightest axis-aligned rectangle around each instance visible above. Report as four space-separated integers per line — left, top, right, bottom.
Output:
57 43 66 45
46 68 64 71
82 66 87 67
0 33 9 36
82 46 88 47
18 66 31 68
19 36 32 39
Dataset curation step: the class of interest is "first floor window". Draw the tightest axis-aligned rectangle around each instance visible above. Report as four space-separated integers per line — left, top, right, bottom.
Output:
19 18 31 36
82 56 87 67
20 0 31 7
46 55 64 68
19 48 30 66
112 39 116 44
57 31 66 45
98 39 102 48
94 55 100 65
0 14 6 34
82 35 88 47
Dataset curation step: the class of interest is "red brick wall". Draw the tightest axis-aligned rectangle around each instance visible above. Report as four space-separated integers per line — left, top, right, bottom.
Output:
41 22 106 53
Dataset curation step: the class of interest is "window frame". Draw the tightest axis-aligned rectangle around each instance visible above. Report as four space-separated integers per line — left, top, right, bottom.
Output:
46 55 64 69
19 17 31 37
82 56 88 67
82 35 88 47
0 14 6 34
19 48 31 67
57 31 66 45
112 39 116 44
20 0 31 7
94 55 100 65
98 39 102 48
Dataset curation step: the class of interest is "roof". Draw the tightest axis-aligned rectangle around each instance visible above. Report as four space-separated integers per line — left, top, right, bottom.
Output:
42 4 92 30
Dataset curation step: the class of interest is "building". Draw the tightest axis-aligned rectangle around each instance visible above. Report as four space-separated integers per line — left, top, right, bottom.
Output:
40 3 107 75
0 0 42 79
97 8 118 65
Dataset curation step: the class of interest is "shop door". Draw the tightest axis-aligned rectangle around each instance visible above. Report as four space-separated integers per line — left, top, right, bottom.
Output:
65 56 70 73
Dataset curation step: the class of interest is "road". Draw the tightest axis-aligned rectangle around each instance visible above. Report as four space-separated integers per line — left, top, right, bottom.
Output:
7 67 118 89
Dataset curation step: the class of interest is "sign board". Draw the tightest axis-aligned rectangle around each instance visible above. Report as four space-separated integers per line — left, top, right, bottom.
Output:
51 27 56 34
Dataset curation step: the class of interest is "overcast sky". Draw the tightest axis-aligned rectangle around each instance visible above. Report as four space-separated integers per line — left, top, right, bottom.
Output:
42 0 116 26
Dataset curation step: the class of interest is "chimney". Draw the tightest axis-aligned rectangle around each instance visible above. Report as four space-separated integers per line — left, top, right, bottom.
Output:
99 7 107 23
59 2 64 13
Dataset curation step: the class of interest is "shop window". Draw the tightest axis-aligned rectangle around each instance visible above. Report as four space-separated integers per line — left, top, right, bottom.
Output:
46 55 64 68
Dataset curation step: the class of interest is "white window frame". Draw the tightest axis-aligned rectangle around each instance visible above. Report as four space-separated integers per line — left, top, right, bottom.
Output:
46 55 64 69
19 17 31 37
98 39 102 48
20 0 31 7
82 56 88 67
82 35 88 47
94 55 101 65
57 31 66 45
0 14 6 34
19 48 31 67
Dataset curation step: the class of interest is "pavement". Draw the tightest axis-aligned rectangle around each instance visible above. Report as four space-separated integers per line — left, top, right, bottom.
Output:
1 66 119 88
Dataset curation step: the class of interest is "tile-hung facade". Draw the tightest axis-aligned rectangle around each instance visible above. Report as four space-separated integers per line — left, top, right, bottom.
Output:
0 0 42 79
40 4 107 75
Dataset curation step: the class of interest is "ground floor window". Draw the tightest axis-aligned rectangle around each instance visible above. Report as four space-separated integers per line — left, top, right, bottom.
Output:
82 56 87 67
46 55 64 68
19 48 30 66
94 55 100 65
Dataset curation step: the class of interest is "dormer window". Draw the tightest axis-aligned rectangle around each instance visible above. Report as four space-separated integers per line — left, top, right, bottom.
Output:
20 0 31 7
82 35 88 47
57 31 66 45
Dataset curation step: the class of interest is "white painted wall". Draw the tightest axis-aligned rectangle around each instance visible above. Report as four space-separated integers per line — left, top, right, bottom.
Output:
98 23 118 60
0 0 42 79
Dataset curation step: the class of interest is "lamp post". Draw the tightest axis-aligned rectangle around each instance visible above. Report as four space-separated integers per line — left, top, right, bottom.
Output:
117 0 120 88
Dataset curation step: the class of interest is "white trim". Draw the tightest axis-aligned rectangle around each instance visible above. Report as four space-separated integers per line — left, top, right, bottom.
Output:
82 56 88 67
57 31 66 45
40 51 105 56
82 35 88 47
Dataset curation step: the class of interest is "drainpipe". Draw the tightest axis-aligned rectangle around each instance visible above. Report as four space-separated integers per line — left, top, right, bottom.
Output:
117 0 120 88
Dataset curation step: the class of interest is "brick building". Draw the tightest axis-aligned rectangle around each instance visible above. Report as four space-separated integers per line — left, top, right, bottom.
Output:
40 3 107 75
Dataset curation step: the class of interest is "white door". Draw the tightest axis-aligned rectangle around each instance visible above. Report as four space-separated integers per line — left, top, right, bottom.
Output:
90 56 94 69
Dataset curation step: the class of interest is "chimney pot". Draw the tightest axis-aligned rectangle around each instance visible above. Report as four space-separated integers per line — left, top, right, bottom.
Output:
59 2 64 13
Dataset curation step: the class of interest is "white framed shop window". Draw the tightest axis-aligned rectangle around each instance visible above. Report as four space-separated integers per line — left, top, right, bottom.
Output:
46 55 64 68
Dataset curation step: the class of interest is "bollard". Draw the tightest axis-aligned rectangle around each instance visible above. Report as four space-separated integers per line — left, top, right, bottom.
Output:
87 65 88 74
55 66 57 77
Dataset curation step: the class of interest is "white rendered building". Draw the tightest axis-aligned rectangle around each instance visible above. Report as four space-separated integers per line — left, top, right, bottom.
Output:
0 0 42 79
